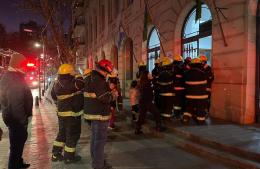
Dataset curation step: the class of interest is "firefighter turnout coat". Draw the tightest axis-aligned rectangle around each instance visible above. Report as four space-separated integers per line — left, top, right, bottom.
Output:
84 70 114 121
184 64 208 122
158 67 175 118
51 74 84 160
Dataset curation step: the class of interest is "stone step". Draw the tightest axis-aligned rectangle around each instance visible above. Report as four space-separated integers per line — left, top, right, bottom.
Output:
169 126 260 164
122 104 260 167
164 133 260 169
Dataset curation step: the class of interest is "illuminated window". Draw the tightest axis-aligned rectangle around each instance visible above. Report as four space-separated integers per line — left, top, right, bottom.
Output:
182 4 212 65
147 27 160 72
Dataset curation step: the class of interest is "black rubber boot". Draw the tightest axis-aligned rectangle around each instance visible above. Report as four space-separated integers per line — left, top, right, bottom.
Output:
64 155 81 164
52 153 64 162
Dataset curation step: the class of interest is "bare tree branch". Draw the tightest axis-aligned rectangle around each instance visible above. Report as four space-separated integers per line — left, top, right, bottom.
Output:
20 0 77 64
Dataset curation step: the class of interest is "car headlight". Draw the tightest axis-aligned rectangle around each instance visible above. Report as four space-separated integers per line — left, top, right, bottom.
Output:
32 81 38 86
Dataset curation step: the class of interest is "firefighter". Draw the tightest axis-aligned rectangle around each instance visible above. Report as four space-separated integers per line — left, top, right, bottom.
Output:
172 55 185 119
51 64 84 164
136 60 147 80
199 55 214 112
152 58 161 110
183 58 208 125
157 57 175 119
84 59 117 169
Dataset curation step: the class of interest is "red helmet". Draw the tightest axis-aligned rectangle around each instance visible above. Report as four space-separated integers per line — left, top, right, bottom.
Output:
185 57 192 62
96 59 114 73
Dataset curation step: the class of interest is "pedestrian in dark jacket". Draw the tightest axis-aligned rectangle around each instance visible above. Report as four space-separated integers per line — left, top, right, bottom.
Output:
84 59 118 169
0 53 32 169
135 70 164 135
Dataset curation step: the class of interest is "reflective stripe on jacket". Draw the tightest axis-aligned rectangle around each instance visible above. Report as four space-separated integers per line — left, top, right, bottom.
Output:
51 74 84 117
84 70 113 121
184 67 208 100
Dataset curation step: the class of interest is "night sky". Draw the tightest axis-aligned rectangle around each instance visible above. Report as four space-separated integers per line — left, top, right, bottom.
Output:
0 0 44 32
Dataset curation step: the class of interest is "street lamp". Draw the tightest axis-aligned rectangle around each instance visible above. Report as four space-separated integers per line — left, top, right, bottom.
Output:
34 42 41 48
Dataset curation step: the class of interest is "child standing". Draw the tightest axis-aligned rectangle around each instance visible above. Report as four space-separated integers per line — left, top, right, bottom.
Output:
108 71 119 129
129 80 139 122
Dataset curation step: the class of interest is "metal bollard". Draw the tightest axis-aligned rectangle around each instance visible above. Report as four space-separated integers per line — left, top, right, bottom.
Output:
35 96 39 107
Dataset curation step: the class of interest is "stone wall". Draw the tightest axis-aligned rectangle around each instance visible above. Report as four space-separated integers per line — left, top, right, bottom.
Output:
82 0 258 124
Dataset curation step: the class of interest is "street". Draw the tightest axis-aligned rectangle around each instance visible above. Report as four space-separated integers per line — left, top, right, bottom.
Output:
0 89 234 169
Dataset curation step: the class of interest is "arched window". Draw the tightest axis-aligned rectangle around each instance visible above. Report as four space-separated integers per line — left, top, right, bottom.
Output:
182 4 212 65
147 27 160 72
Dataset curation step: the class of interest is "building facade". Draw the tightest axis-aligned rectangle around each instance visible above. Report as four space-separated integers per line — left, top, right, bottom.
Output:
72 0 259 124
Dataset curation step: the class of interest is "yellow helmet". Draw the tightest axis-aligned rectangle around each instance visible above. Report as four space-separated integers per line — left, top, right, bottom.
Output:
161 57 172 66
84 68 92 75
174 55 183 62
199 55 208 62
58 64 74 75
191 58 202 64
138 60 146 67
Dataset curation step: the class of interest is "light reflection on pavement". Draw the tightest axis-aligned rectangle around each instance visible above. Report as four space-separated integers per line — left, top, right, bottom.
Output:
0 86 234 169
31 88 39 99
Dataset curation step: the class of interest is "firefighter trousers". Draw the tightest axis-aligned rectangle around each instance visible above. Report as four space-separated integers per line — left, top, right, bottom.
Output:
160 96 174 118
184 99 207 123
173 90 184 118
52 116 81 160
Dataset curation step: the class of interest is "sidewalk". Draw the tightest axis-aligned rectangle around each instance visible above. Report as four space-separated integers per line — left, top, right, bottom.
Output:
122 98 260 168
0 98 236 169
